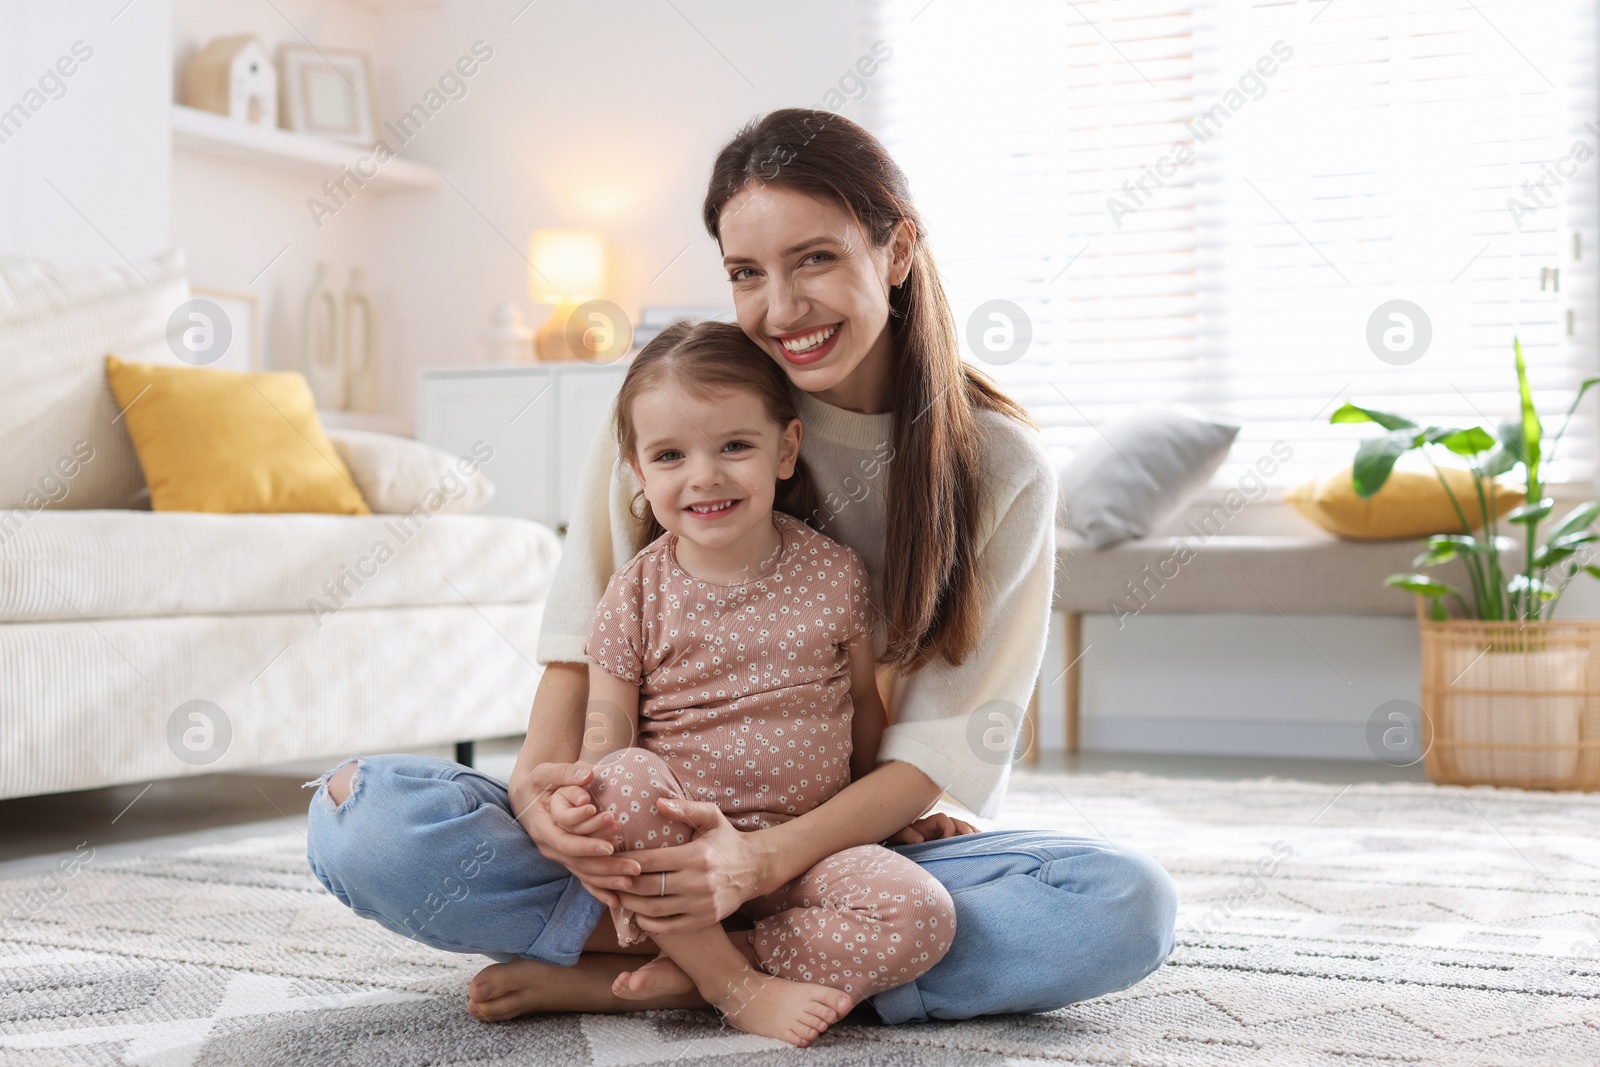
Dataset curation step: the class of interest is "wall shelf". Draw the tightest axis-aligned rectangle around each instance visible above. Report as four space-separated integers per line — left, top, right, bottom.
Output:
170 104 442 193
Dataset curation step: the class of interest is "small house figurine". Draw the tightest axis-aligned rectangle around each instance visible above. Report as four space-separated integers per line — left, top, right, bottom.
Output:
184 35 277 127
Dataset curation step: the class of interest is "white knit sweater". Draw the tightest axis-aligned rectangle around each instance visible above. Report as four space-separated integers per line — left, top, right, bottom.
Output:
536 387 1058 819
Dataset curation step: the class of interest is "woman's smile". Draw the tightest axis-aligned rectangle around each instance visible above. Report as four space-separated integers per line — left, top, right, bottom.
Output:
776 323 843 366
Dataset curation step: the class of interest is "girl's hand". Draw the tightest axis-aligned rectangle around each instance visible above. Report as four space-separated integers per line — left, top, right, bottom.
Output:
510 762 639 908
550 785 619 841
885 812 980 845
608 796 766 935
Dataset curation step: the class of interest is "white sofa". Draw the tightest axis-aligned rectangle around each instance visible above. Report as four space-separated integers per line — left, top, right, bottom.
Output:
0 252 561 800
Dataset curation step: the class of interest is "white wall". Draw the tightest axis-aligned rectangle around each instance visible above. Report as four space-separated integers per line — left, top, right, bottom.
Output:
367 0 880 425
169 0 385 406
159 0 878 423
0 0 170 264
1036 610 1424 760
0 0 889 426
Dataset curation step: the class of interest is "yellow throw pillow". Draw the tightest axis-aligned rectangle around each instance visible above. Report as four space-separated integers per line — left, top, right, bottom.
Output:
1285 466 1523 542
105 355 370 515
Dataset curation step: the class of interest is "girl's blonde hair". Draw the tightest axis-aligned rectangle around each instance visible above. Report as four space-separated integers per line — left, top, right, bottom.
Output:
615 318 820 553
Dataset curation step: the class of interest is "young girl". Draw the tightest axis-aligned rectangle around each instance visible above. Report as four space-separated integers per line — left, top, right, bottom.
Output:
549 319 956 1047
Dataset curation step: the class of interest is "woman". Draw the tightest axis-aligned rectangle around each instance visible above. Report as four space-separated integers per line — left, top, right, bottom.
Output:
304 108 1176 1025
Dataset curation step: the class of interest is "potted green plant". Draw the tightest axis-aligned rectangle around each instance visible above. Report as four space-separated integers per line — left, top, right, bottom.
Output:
1332 339 1600 788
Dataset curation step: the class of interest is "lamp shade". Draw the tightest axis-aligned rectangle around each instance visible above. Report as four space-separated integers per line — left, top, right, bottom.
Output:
528 229 605 303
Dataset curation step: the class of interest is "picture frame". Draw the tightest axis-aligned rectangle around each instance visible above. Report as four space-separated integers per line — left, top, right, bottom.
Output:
189 286 260 373
277 44 378 147
632 305 737 350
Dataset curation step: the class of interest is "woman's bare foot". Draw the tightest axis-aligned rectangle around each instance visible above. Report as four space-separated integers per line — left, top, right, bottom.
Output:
467 955 704 1021
468 958 567 1022
612 954 695 1000
706 964 853 1048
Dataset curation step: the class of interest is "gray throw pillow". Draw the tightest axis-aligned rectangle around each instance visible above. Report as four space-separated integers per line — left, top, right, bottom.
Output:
1058 405 1240 548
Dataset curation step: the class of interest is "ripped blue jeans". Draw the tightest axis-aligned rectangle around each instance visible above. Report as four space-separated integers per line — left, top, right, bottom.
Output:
304 753 1176 1024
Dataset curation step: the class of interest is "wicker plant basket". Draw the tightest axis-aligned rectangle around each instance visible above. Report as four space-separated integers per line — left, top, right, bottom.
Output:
1418 604 1600 790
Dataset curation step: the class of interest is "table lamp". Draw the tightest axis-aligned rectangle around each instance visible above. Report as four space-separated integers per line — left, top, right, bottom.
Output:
528 229 605 361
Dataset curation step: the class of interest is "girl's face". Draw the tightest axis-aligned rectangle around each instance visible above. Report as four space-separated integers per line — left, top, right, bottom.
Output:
718 184 913 414
627 376 802 556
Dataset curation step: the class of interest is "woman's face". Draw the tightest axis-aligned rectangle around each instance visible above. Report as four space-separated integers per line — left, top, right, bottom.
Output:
718 183 912 413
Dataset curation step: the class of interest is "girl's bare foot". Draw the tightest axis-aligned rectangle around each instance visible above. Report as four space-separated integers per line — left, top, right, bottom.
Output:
707 966 853 1048
612 954 695 1000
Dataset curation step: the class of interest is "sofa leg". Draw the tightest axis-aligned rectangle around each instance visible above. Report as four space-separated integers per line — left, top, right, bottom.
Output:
1065 613 1083 755
455 740 475 767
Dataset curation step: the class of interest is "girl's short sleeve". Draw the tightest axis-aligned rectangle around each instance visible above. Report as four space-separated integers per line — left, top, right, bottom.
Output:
843 546 875 644
584 567 646 684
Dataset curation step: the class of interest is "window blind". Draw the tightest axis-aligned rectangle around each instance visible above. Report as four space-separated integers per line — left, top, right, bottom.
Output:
873 0 1600 487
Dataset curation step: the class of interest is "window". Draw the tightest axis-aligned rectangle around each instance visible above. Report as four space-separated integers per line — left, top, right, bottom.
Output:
874 0 1599 487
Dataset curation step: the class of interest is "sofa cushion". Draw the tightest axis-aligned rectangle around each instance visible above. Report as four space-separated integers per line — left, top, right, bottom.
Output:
1057 405 1241 549
326 429 496 515
1285 465 1524 541
0 251 188 511
0 510 561 622
105 355 371 515
1055 531 1468 616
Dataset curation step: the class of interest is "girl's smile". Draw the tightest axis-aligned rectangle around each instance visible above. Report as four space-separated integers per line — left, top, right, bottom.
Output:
684 497 742 519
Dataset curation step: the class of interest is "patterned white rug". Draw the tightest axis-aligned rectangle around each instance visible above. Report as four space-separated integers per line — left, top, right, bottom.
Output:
2 771 1598 1066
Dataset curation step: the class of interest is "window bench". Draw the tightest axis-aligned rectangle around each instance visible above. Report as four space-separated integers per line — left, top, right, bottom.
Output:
1041 531 1458 756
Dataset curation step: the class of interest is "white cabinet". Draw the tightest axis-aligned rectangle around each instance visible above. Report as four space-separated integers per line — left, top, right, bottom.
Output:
416 363 627 533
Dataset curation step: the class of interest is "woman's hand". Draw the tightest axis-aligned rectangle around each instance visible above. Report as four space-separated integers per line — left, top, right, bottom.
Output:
608 796 768 936
509 762 640 908
885 812 979 845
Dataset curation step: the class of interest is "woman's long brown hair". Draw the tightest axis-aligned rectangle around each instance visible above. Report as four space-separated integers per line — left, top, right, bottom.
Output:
615 318 821 553
703 108 1033 671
